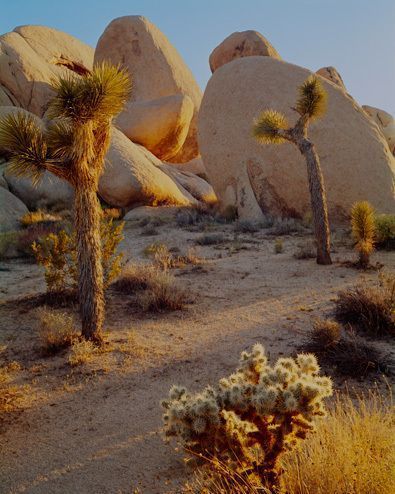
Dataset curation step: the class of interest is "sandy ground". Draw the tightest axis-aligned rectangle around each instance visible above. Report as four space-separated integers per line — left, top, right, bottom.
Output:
0 214 394 494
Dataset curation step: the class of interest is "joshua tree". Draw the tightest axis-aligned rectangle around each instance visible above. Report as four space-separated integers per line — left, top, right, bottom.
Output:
0 63 131 342
253 75 332 265
351 201 376 268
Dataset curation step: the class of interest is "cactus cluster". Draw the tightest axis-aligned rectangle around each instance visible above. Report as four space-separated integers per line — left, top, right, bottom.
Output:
161 344 332 490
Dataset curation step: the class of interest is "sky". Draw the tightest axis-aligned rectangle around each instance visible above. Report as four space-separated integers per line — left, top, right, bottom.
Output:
1 0 394 114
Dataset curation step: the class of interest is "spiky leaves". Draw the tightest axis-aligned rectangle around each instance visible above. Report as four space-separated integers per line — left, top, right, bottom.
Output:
296 75 328 120
351 201 376 268
0 112 47 185
253 109 289 144
49 62 132 125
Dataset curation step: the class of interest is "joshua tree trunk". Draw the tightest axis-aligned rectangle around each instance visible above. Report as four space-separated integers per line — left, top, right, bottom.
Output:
296 137 332 265
74 185 104 342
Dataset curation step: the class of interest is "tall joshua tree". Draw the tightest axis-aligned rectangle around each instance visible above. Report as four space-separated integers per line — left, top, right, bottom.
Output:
0 63 132 342
253 75 332 265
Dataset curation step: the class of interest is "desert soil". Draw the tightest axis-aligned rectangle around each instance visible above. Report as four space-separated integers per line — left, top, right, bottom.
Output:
0 215 394 493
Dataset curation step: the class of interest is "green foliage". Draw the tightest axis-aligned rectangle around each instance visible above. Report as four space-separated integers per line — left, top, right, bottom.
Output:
33 219 124 293
162 345 332 490
375 214 395 249
351 201 376 267
295 75 327 120
253 110 289 144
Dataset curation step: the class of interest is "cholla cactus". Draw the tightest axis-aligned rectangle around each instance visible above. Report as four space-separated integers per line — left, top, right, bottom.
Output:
351 201 376 268
161 344 332 491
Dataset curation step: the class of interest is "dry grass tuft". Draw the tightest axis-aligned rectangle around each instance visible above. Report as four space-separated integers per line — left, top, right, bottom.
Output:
309 319 341 349
282 392 395 494
334 275 395 336
68 340 95 367
36 307 78 354
20 210 61 227
188 393 394 494
294 239 316 259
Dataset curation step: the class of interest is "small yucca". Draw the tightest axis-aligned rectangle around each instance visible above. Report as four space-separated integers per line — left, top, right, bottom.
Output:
252 109 289 144
296 75 327 120
351 201 375 268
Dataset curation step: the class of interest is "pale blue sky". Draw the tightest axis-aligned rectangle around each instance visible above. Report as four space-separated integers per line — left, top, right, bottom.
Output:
1 0 394 114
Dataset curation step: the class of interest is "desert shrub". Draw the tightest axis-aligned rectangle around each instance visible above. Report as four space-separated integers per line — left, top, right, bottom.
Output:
302 320 390 377
221 205 238 222
18 222 62 257
162 344 332 491
32 218 124 294
0 366 23 415
113 263 189 312
68 339 95 366
375 213 395 249
351 201 375 268
281 392 395 494
271 218 304 236
274 238 283 254
176 205 217 228
294 240 316 260
19 210 60 227
334 275 395 336
196 233 226 246
102 207 123 220
141 224 159 236
36 307 78 354
234 220 260 234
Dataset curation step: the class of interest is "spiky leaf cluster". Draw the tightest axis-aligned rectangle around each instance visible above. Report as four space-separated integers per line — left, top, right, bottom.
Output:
253 110 289 144
295 75 327 120
351 201 376 265
162 345 332 482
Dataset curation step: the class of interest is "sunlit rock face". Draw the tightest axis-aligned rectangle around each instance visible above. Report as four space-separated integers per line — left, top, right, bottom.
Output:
316 66 346 91
95 15 202 163
115 94 194 162
363 105 395 155
209 30 281 73
198 56 395 221
0 25 94 116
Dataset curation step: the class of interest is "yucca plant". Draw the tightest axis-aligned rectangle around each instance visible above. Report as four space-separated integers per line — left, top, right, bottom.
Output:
0 63 132 343
253 75 332 265
351 201 375 268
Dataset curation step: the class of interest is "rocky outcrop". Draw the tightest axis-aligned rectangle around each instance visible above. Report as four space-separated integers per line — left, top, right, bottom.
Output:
0 25 93 116
99 128 196 208
116 94 194 161
316 66 346 91
94 15 202 163
209 30 281 73
0 187 28 232
166 157 207 178
198 56 395 221
363 105 395 155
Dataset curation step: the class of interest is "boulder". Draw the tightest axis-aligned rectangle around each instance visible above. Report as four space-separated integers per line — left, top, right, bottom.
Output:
209 30 281 73
99 128 196 208
362 105 395 154
316 66 346 91
166 157 207 178
116 94 194 161
0 162 9 190
0 85 16 106
159 163 217 204
95 16 202 163
198 56 395 221
0 25 94 116
0 187 29 232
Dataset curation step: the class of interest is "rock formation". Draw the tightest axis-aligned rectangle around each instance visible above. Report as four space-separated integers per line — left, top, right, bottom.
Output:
198 56 395 220
95 16 202 163
363 105 395 155
209 30 281 73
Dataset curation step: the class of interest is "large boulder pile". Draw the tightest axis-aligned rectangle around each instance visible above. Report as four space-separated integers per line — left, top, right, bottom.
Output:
95 15 202 163
198 56 395 220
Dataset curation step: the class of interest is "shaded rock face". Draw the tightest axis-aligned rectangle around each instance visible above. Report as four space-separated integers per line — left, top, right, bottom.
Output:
363 105 395 155
0 25 94 116
209 30 281 73
0 187 29 232
316 66 346 91
198 56 395 221
116 94 194 161
94 15 202 163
